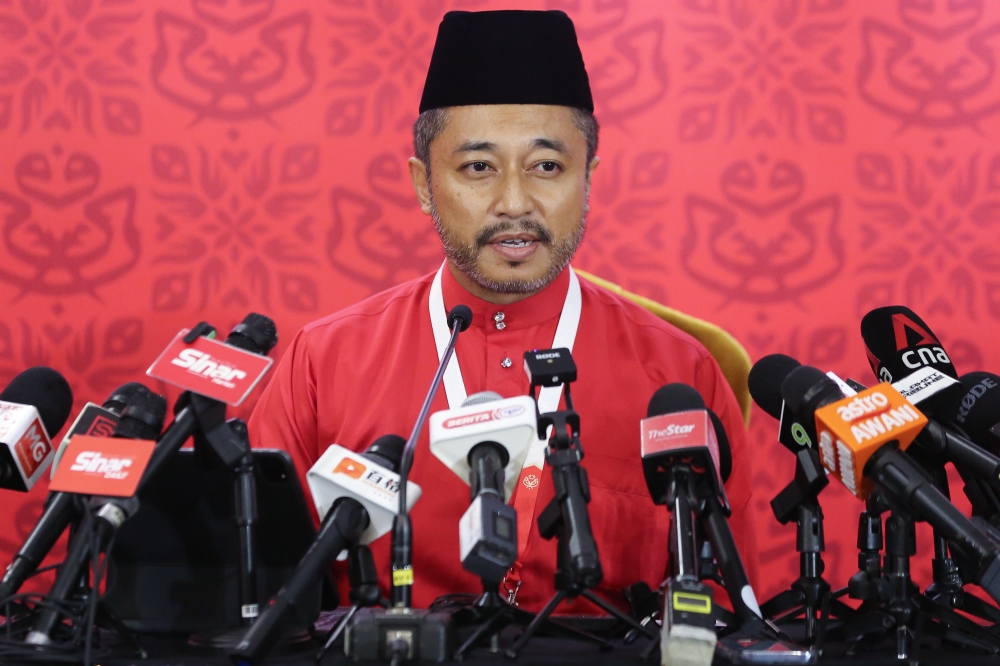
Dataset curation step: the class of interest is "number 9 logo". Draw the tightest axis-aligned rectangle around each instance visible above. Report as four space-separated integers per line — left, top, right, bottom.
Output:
791 423 812 448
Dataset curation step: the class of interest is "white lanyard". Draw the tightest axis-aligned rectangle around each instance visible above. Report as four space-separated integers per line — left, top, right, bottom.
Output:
429 262 582 468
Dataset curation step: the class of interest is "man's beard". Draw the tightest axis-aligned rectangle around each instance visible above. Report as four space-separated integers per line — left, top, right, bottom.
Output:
430 197 587 295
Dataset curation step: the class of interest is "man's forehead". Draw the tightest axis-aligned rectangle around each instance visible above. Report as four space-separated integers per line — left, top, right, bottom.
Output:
439 104 585 151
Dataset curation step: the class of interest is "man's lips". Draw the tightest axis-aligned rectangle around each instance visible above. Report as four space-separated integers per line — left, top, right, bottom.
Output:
486 233 542 262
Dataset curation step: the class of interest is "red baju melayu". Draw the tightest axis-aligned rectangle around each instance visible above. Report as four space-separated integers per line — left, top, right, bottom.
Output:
248 265 757 613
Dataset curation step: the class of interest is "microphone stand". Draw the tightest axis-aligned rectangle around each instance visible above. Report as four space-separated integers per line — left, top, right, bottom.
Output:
505 380 656 660
760 448 855 645
344 306 471 663
834 496 1000 657
314 545 387 661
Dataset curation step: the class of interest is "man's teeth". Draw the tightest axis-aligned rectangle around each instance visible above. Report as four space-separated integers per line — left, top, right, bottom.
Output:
498 239 531 247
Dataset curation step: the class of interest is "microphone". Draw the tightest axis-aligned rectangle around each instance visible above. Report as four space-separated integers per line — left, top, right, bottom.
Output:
231 435 410 666
0 382 148 602
392 303 472 607
644 386 761 616
860 307 1000 507
306 436 421 546
861 305 958 384
25 387 167 646
137 313 278 494
0 367 73 493
781 365 1000 602
429 391 535 583
954 372 1000 453
51 382 146 477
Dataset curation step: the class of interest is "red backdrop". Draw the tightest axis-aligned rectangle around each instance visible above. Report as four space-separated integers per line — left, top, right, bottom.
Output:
2 0 1000 603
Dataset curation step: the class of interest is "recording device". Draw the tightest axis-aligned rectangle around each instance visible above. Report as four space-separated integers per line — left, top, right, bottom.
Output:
429 391 535 583
231 435 412 665
0 367 73 492
781 365 1000 603
25 387 167 646
0 382 148 602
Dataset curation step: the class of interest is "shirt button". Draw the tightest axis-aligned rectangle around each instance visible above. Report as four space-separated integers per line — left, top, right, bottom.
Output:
501 357 512 368
494 312 506 330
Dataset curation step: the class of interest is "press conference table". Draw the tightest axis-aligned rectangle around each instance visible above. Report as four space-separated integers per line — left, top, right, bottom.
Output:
89 613 998 666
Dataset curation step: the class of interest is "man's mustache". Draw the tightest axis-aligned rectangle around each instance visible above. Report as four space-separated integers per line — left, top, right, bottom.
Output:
475 220 554 248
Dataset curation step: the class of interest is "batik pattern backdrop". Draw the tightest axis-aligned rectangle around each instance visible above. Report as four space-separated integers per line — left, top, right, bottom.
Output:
1 0 999 602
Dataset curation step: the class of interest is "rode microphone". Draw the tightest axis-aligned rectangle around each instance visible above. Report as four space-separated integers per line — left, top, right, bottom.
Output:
430 391 532 583
0 367 73 493
231 435 409 666
782 365 1000 602
391 304 472 608
954 372 1000 453
861 305 958 383
0 382 147 602
25 387 166 646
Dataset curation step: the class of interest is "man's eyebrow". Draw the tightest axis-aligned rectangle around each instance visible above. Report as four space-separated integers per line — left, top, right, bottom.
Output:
531 138 568 153
454 140 498 154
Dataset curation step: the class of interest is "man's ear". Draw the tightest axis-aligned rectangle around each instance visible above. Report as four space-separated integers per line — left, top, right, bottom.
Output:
587 155 600 179
408 157 433 215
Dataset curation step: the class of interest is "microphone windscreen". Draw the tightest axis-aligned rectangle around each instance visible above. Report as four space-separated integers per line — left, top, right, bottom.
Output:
955 372 1000 451
365 434 407 472
707 409 733 483
114 388 168 440
447 305 473 332
461 391 503 407
647 383 705 418
102 382 149 416
781 365 835 418
227 313 278 355
860 305 956 382
748 354 801 419
0 367 73 438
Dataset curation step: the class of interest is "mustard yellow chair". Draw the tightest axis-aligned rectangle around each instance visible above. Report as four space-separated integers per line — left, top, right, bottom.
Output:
575 270 752 427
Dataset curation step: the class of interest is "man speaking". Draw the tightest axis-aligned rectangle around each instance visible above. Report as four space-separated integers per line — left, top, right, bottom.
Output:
250 9 755 613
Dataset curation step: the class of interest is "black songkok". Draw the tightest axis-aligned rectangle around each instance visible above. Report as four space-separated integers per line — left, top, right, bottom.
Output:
419 10 593 113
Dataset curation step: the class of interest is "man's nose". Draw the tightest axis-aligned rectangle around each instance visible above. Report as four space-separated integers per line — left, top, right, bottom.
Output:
493 170 534 219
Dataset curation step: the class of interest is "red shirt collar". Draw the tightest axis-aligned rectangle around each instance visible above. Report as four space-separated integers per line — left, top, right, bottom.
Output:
440 263 570 332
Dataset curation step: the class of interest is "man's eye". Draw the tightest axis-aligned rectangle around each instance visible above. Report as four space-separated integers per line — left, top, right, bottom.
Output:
469 162 490 172
537 162 560 172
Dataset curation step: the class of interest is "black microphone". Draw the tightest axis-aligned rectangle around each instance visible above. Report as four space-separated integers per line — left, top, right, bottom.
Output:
0 367 73 492
781 365 1000 603
137 313 278 494
392 303 472 607
0 382 148 602
860 307 1000 504
954 372 1000 453
229 435 407 666
25 387 167 646
748 354 818 454
645 385 760 624
861 305 958 383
